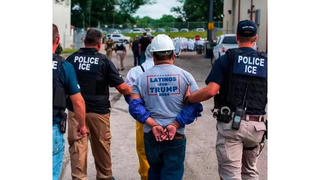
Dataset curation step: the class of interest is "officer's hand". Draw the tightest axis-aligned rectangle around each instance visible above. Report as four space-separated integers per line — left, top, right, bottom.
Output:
152 125 166 142
164 124 177 141
77 125 88 138
185 85 191 98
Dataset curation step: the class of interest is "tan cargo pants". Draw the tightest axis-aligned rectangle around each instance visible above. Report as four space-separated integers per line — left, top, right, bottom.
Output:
216 118 266 180
68 111 112 180
106 48 113 60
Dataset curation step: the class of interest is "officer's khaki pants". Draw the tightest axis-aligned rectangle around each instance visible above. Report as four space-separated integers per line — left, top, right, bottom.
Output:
216 119 266 180
116 51 125 69
68 112 112 180
106 48 112 60
136 121 150 180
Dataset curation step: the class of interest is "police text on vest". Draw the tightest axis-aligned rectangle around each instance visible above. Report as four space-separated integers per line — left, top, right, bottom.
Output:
74 56 99 71
238 55 265 75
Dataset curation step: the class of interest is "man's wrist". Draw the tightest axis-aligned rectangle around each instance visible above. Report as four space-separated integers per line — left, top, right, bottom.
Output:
168 123 179 129
152 124 161 128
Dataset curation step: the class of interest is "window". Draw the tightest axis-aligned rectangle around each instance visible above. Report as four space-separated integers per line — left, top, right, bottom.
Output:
222 36 237 44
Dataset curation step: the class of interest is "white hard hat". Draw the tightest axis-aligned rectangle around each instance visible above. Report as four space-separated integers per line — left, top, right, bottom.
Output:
150 34 175 52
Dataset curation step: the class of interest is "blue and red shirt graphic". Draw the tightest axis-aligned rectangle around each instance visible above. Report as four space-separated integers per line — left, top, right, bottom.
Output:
147 74 181 96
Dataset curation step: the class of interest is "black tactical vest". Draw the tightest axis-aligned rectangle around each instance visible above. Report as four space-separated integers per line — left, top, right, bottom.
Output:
53 54 67 121
116 43 125 51
66 49 108 112
215 48 267 115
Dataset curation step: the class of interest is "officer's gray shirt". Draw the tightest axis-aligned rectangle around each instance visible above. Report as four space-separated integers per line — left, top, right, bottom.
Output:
132 64 199 134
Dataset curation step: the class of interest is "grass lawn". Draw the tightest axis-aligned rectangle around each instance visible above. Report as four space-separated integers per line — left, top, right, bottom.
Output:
61 48 77 55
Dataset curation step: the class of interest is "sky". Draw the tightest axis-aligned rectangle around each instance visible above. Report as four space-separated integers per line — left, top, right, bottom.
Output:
134 0 182 19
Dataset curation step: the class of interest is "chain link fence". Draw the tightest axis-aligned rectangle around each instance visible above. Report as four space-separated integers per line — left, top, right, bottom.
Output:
73 21 223 49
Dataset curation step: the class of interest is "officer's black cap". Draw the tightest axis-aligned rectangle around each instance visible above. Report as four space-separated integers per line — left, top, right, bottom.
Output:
237 20 257 37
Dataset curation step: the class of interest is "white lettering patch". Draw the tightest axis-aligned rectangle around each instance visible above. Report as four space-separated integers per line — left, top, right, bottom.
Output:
233 55 267 78
52 61 58 70
74 56 99 71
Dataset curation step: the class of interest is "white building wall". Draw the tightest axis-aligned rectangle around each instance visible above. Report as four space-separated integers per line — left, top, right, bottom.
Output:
223 0 267 52
53 0 73 49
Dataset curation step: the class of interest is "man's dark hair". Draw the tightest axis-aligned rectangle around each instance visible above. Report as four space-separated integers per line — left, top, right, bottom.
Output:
53 24 59 44
237 35 256 43
153 51 173 61
143 32 147 36
84 28 103 46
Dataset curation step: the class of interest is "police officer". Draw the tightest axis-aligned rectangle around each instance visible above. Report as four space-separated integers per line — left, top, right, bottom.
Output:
66 28 131 180
52 24 87 180
105 37 114 60
185 20 267 180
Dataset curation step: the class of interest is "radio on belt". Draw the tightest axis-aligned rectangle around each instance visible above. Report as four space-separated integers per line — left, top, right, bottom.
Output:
232 107 245 130
232 83 249 130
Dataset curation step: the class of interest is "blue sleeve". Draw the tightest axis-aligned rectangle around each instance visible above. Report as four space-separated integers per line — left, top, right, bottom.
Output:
205 55 228 85
62 61 81 95
176 103 203 127
129 99 150 124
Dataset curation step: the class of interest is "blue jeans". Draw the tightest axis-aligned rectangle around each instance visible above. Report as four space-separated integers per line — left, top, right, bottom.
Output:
139 51 146 65
144 133 186 180
53 124 65 180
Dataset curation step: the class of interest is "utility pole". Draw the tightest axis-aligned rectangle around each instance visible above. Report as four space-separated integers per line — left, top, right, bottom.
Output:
87 0 92 27
207 0 214 41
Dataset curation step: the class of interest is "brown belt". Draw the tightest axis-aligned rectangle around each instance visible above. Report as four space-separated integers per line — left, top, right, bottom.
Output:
147 131 185 139
242 115 265 122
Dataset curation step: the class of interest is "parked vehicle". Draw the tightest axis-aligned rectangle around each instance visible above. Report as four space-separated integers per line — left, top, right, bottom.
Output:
195 28 205 32
156 28 166 32
213 34 238 61
121 29 132 33
108 28 120 34
132 28 145 33
106 33 131 43
170 28 179 32
145 28 153 33
180 28 189 32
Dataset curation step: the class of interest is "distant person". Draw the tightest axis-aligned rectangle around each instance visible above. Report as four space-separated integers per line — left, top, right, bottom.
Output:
174 38 182 58
138 32 151 65
105 37 114 60
114 39 127 71
66 28 132 180
52 24 87 180
132 36 140 66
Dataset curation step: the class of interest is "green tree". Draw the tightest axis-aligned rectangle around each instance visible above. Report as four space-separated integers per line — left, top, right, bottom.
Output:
71 0 116 28
71 0 155 28
171 0 223 22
